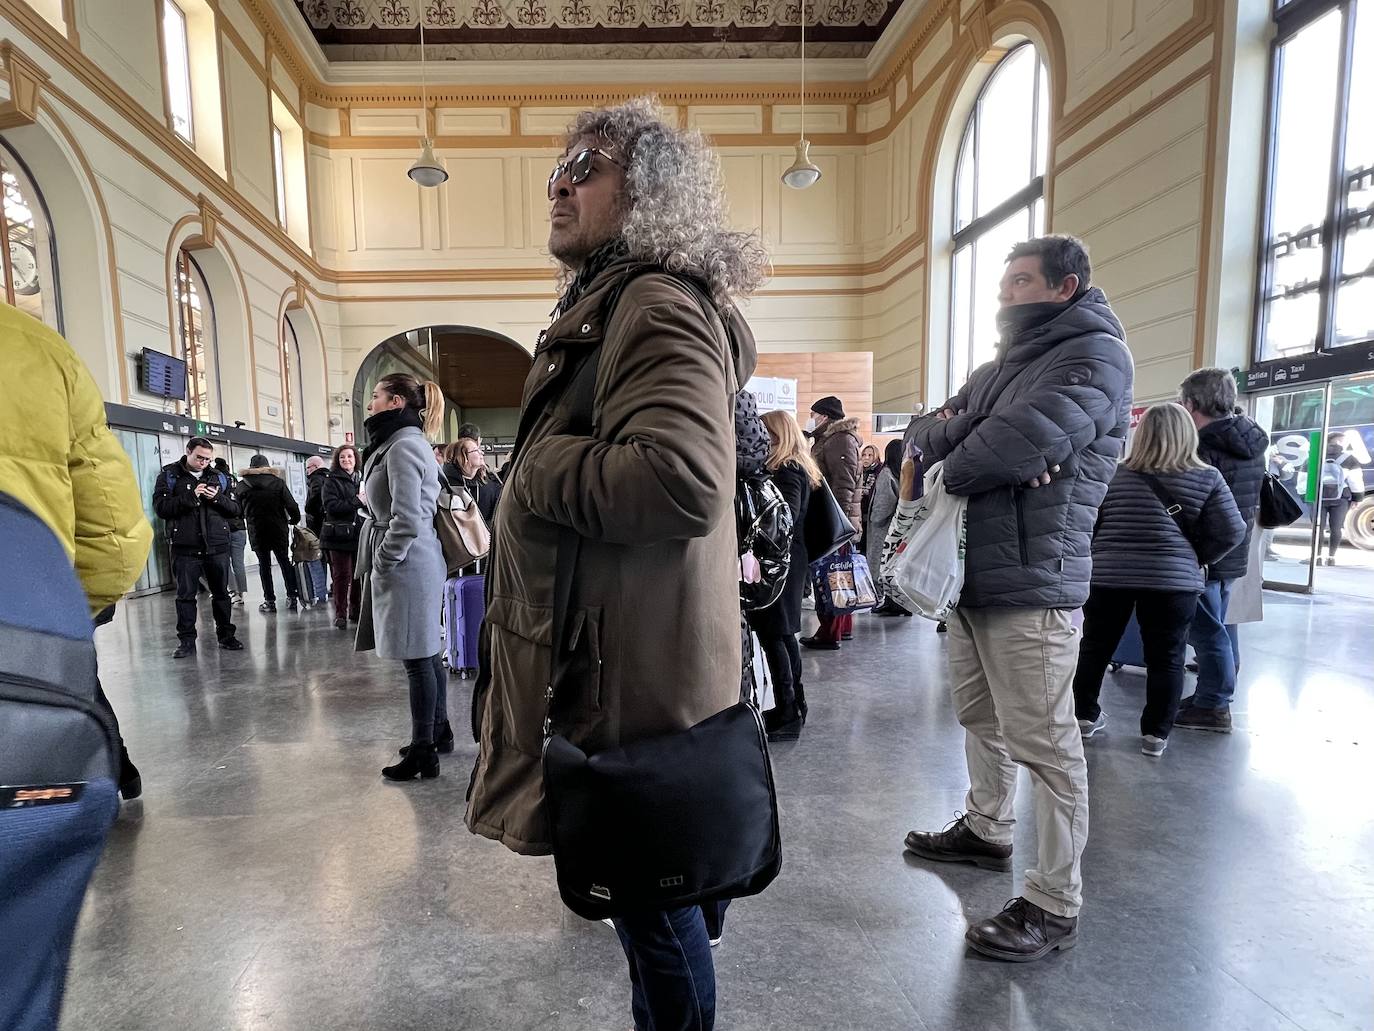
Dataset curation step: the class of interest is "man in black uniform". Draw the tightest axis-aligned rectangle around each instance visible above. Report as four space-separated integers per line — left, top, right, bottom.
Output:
152 437 244 658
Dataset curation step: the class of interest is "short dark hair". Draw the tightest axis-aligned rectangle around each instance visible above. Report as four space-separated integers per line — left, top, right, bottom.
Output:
1178 367 1238 418
1006 235 1092 294
186 436 213 454
458 422 481 440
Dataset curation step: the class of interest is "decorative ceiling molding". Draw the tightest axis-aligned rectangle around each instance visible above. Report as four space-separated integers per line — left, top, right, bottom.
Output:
291 0 906 62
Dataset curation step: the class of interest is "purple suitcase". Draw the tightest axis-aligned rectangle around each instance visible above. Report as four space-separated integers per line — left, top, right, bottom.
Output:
444 574 485 677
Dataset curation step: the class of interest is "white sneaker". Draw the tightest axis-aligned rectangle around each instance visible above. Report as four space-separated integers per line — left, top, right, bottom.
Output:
1142 734 1168 757
709 935 723 948
1078 712 1107 739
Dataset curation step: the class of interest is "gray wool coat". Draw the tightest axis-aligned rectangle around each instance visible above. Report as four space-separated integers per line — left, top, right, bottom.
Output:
354 426 445 661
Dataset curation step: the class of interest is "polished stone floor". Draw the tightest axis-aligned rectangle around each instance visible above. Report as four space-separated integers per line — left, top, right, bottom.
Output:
64 585 1374 1031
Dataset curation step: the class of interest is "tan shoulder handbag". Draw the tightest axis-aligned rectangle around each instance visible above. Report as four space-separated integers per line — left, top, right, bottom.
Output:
435 480 491 576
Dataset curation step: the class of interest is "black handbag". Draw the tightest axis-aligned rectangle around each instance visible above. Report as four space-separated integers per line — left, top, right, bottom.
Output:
541 529 782 921
537 281 782 922
1258 472 1303 528
803 478 856 561
319 518 360 550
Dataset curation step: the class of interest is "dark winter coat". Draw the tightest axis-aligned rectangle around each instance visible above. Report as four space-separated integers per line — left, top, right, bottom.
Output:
746 462 813 638
1091 465 1245 593
907 287 1134 609
1195 415 1268 582
812 416 862 528
466 258 749 856
235 467 300 553
304 467 330 535
320 467 364 552
151 459 240 555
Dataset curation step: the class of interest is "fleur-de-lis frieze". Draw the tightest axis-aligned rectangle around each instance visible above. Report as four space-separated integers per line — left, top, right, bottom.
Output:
605 0 637 23
332 0 367 26
426 0 458 24
561 0 593 24
515 0 548 25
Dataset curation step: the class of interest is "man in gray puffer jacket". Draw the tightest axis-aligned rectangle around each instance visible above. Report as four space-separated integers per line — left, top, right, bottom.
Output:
902 235 1133 962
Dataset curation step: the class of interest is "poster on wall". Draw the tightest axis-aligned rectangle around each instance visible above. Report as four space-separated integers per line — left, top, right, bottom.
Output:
285 460 308 509
746 376 798 414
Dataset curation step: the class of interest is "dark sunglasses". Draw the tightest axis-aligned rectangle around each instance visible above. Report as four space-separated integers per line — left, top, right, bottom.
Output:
547 147 623 199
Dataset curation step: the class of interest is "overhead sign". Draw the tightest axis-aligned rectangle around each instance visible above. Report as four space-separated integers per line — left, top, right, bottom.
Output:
1242 346 1374 392
746 376 797 414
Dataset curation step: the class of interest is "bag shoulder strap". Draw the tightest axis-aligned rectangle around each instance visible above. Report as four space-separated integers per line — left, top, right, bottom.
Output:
1139 473 1201 556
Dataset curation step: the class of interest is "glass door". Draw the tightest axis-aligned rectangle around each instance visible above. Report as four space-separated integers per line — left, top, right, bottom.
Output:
1318 375 1374 598
113 428 173 593
1252 384 1330 591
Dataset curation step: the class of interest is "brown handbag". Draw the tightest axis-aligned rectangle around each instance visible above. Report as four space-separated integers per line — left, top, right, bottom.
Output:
435 479 491 576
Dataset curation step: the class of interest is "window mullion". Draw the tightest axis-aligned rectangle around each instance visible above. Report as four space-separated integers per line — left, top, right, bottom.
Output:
1316 0 1357 352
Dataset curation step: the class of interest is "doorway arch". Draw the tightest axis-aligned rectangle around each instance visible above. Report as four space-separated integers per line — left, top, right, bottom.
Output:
350 325 530 446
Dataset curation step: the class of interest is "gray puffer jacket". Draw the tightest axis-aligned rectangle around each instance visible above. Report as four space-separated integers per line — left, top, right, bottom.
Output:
1091 465 1245 593
907 287 1134 608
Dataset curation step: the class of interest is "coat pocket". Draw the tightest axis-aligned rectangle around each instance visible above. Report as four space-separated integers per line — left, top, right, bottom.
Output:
485 596 602 755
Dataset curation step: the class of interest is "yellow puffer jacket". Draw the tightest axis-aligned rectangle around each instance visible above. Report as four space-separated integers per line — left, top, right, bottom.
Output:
0 303 152 612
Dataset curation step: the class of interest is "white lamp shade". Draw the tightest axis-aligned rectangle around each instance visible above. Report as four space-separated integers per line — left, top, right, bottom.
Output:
408 139 448 187
781 138 822 189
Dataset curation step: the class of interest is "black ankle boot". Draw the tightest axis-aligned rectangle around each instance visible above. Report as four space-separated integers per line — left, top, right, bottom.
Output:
794 682 808 725
118 745 142 800
400 721 454 756
382 743 439 781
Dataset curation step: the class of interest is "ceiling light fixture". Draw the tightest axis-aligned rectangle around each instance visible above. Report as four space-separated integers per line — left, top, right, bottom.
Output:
781 0 821 190
408 19 448 188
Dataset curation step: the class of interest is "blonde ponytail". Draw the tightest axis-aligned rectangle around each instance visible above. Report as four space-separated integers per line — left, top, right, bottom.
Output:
421 380 445 441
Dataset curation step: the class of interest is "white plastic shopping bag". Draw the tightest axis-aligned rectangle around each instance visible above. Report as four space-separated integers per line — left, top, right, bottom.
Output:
881 463 967 621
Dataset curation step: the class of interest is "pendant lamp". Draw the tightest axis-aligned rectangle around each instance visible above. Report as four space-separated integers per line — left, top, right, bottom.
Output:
781 0 821 190
408 20 448 188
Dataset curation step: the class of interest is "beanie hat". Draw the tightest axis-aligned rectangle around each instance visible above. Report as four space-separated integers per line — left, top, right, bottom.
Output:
811 396 845 420
249 454 270 468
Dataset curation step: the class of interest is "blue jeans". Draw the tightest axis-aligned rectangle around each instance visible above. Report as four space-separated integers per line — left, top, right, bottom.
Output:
1188 578 1236 709
228 528 248 594
307 558 329 602
613 906 715 1031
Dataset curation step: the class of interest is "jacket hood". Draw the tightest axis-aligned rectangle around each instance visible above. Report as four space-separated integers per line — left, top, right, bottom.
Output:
820 417 861 440
240 466 285 479
307 467 329 479
1011 287 1127 354
722 306 758 386
1199 414 1269 460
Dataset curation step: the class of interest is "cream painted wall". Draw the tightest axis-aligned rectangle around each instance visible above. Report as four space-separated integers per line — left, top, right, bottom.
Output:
0 0 1268 448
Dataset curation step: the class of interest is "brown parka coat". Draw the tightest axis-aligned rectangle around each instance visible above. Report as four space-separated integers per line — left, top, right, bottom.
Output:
812 416 863 528
465 259 755 856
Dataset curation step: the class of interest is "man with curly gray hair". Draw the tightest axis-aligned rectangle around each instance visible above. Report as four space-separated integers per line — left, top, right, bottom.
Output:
465 98 768 1030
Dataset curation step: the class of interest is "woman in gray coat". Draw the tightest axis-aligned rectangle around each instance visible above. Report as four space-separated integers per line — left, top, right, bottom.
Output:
1072 403 1245 756
868 439 912 617
355 372 450 781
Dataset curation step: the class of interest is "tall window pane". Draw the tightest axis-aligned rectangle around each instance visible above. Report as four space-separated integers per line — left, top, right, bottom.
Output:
282 317 304 439
163 0 194 143
0 148 59 331
1336 1 1374 346
272 126 288 229
175 250 215 421
948 43 1049 395
1260 9 1343 360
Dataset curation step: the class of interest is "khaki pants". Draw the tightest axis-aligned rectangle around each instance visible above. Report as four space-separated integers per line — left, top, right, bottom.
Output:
948 607 1088 917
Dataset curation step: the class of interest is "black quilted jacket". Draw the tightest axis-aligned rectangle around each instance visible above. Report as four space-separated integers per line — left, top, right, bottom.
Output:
1091 465 1245 593
907 287 1134 608
1196 415 1268 581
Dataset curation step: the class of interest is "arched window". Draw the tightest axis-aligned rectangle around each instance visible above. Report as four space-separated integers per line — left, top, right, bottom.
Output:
0 142 60 331
948 43 1050 392
281 315 305 439
174 249 219 421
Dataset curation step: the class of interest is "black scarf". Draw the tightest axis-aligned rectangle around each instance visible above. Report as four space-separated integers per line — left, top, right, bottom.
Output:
361 407 423 468
995 297 1077 346
552 238 631 322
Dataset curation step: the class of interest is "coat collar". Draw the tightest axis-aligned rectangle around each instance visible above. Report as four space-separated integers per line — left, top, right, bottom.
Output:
362 425 423 479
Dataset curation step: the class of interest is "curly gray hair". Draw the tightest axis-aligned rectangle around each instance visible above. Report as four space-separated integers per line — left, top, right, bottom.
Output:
561 97 770 311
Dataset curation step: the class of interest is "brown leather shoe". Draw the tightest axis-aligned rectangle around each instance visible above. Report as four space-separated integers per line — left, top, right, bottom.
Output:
903 813 1012 871
965 897 1078 962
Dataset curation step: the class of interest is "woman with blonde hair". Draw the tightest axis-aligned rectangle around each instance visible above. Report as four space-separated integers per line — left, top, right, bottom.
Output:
355 373 451 779
747 409 823 740
1072 402 1245 755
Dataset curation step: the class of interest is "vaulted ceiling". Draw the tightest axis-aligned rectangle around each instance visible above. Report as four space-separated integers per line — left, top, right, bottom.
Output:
292 0 909 61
